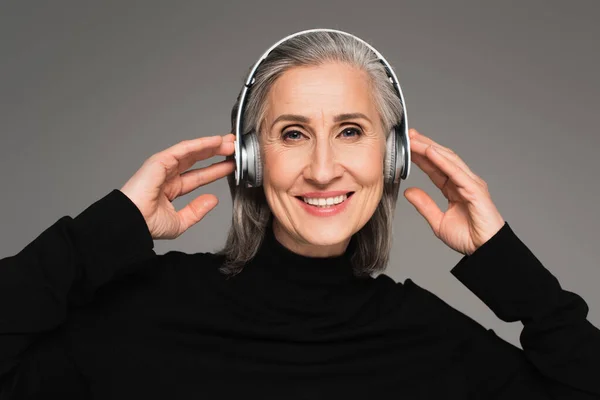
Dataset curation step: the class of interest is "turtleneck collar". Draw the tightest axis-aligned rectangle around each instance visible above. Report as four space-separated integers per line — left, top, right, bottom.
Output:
250 220 360 286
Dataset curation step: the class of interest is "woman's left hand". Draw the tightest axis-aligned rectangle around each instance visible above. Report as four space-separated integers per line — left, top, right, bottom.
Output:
403 128 506 256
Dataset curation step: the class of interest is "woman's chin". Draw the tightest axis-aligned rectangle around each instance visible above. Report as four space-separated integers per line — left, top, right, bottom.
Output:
298 228 353 252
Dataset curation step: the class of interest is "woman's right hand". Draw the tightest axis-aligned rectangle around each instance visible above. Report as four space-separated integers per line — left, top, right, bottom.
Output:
120 133 235 240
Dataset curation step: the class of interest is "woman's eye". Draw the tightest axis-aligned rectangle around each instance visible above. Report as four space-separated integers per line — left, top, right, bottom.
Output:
282 130 304 141
340 127 362 138
281 127 362 141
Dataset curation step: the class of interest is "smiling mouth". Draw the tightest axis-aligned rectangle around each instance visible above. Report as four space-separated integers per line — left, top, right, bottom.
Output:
295 192 355 207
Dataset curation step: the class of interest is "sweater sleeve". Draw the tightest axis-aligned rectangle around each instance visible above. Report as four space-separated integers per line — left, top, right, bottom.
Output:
0 189 157 394
450 222 600 397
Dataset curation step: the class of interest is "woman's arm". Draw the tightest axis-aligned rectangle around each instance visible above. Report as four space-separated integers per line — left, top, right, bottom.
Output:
450 222 600 397
0 189 157 395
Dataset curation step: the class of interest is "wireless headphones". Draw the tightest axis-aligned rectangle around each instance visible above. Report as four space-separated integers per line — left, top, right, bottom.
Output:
234 28 411 188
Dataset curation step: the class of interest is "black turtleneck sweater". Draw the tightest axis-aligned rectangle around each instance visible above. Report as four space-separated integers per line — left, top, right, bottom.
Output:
1 189 599 399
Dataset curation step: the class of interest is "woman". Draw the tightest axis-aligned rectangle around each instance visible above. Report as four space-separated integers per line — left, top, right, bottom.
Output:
0 30 598 399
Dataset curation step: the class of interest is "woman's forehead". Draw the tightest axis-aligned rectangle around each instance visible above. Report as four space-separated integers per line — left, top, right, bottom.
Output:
266 63 377 118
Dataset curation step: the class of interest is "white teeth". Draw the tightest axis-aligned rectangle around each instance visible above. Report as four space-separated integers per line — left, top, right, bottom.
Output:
302 194 348 207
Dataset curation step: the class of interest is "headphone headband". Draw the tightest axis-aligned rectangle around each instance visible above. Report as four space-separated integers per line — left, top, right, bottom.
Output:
234 28 410 186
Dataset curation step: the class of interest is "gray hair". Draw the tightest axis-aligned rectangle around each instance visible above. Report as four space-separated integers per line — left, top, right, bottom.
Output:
216 30 403 279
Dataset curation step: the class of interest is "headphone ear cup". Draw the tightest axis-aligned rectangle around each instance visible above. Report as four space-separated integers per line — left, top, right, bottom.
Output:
384 128 397 184
244 131 263 187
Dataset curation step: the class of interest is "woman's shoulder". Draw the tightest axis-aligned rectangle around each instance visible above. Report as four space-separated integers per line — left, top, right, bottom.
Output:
157 249 227 277
94 250 229 305
159 249 225 263
391 276 499 340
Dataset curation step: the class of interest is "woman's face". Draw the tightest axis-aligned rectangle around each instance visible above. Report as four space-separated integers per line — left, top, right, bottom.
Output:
261 61 386 257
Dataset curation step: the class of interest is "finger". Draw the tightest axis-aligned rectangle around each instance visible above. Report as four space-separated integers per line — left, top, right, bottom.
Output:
411 152 449 191
409 128 450 151
223 133 236 142
176 193 219 235
413 150 480 203
164 137 235 176
410 131 479 182
151 136 222 180
412 140 479 183
403 187 444 237
163 135 235 172
178 159 235 196
165 135 223 159
177 140 235 174
425 146 482 199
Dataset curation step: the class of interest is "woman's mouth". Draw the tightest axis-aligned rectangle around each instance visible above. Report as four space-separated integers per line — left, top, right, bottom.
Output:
300 192 353 207
294 192 354 216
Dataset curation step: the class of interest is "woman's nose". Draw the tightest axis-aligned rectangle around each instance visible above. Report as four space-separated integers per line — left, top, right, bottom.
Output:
303 140 344 185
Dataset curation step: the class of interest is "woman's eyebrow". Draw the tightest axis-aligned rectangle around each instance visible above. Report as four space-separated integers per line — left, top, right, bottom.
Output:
333 113 372 123
270 113 372 130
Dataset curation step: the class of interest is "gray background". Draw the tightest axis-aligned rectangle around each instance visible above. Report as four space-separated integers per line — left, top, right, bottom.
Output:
1 0 598 348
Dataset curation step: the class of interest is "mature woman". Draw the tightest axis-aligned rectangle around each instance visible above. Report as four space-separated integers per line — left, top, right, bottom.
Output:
1 29 599 399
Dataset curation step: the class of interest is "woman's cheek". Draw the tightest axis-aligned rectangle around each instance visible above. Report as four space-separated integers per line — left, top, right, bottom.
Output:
344 146 384 182
263 147 303 189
